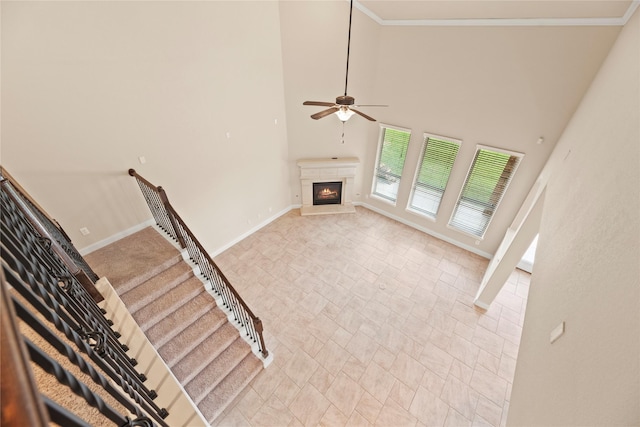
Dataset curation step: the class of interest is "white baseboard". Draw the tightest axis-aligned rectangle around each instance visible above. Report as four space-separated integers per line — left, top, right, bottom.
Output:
80 203 490 262
356 202 493 259
209 205 295 257
517 259 533 273
78 218 155 255
473 299 491 310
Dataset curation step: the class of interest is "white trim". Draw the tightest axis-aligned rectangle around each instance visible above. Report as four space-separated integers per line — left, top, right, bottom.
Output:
96 277 209 427
371 124 411 204
354 0 636 27
209 205 292 258
84 202 494 261
473 299 491 310
475 143 524 158
78 218 155 255
369 192 398 207
407 133 462 218
378 122 412 133
357 201 492 259
379 17 625 27
405 206 437 222
448 145 524 239
353 0 383 25
149 223 275 368
623 1 640 24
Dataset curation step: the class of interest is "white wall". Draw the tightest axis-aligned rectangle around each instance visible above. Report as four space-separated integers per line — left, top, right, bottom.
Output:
0 1 624 260
365 24 619 255
280 1 620 255
279 0 381 209
1 1 290 254
508 9 639 426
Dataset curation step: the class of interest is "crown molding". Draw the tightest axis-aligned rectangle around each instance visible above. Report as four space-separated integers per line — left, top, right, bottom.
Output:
354 0 639 27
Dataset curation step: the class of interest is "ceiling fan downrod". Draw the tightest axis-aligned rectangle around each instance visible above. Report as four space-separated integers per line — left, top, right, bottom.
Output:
302 0 386 122
344 0 353 97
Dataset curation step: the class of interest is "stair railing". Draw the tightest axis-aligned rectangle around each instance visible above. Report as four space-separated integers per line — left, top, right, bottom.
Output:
0 166 102 302
1 178 169 427
129 169 269 359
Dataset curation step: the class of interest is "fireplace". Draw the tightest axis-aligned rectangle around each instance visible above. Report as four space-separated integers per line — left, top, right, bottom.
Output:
313 182 342 205
297 157 359 216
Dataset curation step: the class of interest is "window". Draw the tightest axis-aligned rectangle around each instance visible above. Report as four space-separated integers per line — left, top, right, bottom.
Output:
449 146 523 238
408 133 460 218
372 124 411 203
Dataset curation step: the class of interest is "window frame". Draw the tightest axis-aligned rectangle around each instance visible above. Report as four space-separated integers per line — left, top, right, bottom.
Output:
406 132 461 220
448 144 524 239
370 123 412 205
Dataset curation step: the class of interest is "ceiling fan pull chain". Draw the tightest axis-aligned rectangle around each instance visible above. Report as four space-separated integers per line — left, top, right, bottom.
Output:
341 121 346 144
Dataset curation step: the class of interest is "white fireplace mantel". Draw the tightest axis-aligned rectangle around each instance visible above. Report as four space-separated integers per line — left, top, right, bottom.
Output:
297 157 359 216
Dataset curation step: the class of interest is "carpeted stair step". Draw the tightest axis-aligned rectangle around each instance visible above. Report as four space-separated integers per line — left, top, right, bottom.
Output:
185 336 252 404
84 225 266 425
198 352 264 424
145 291 218 347
115 253 183 296
121 261 193 313
156 302 228 366
132 276 206 331
84 227 185 295
170 321 240 384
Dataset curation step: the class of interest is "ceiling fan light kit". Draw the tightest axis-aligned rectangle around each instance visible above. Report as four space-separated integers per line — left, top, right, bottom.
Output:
303 0 386 123
336 107 355 122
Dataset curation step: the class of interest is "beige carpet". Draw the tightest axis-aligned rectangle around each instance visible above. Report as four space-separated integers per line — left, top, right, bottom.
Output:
85 227 262 424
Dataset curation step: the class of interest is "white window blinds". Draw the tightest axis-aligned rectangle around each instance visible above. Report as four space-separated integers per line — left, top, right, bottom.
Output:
372 125 411 203
408 134 460 218
449 146 523 238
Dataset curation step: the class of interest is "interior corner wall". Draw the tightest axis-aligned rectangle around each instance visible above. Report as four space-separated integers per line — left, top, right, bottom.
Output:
280 0 620 256
508 9 640 426
1 1 290 254
279 0 381 210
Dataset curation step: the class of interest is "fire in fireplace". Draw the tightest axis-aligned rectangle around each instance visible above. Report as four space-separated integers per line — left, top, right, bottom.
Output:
313 182 342 206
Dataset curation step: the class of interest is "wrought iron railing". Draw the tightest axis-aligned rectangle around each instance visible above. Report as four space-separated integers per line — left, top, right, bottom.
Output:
0 167 101 300
129 169 269 359
1 177 169 426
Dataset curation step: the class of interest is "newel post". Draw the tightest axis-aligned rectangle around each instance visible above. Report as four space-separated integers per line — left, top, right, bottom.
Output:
254 317 269 358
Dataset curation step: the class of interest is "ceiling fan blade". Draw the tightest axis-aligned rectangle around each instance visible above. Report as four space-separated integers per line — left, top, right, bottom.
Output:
353 104 388 108
351 108 376 121
311 107 339 120
303 101 336 107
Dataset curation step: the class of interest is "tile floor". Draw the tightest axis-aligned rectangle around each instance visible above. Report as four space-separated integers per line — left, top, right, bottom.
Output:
212 207 529 427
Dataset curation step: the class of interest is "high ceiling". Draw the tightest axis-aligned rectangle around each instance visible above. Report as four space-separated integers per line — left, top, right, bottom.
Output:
356 0 636 24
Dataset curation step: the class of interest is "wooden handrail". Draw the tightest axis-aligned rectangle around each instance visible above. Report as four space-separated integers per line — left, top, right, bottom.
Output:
165 204 259 319
128 169 186 249
1 270 51 427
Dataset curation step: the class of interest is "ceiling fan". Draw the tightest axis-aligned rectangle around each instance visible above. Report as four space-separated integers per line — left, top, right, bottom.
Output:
303 0 386 122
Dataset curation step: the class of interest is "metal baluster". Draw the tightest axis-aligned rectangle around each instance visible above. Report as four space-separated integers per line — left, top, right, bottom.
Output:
128 168 269 360
1 191 169 421
24 337 132 426
12 297 160 425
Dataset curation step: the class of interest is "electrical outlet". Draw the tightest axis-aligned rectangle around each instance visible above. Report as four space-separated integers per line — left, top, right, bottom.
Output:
80 227 90 236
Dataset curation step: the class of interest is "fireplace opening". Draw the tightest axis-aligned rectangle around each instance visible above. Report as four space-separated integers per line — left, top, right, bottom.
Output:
313 182 342 206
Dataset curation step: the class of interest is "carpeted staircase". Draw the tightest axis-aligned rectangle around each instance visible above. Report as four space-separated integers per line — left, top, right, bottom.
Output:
85 227 263 425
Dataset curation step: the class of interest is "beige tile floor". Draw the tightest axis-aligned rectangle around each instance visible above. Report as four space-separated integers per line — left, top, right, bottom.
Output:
212 207 529 427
